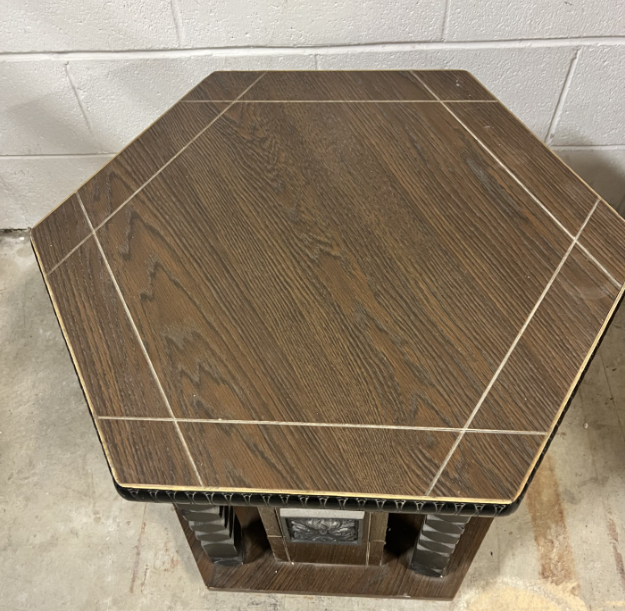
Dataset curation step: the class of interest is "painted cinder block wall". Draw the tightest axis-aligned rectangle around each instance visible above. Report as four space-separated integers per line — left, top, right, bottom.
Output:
1 0 624 228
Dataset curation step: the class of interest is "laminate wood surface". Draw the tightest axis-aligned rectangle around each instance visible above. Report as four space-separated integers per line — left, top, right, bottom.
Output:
286 540 368 566
31 194 90 272
239 70 434 100
431 432 545 500
44 237 170 418
182 71 263 101
31 70 625 506
578 201 625 285
96 101 569 429
257 507 290 561
180 423 456 497
473 247 620 432
78 101 224 228
416 70 495 100
97 419 200 487
446 101 597 234
178 507 493 598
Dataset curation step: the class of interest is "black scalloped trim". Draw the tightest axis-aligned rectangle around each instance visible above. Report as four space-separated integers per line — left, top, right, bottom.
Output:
114 483 510 516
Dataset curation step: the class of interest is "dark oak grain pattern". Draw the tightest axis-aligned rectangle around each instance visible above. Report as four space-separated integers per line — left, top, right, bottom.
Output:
31 195 90 272
181 423 456 497
178 508 493 598
473 247 619 432
431 433 545 501
578 200 625 285
286 541 368 566
78 101 223 227
30 70 625 506
45 237 169 418
97 101 569 431
240 71 434 100
447 102 597 234
97 419 200 486
416 71 495 100
183 71 262 101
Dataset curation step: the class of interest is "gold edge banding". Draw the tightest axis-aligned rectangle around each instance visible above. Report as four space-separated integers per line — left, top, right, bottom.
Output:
30 69 625 508
33 218 624 509
509 278 625 503
30 233 126 488
29 74 269 492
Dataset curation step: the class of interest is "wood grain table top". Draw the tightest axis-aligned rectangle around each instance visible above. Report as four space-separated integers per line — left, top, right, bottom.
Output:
31 70 625 505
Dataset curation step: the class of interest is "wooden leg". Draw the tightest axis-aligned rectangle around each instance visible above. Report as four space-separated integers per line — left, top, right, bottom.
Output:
174 501 243 566
409 514 472 577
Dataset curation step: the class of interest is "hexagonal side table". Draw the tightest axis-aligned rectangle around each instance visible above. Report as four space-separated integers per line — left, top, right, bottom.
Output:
31 70 625 600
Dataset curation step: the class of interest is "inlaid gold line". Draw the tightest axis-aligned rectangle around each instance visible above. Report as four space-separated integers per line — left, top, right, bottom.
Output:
47 232 92 274
95 415 546 435
575 241 621 288
47 73 267 276
440 102 620 290
425 199 600 495
75 192 205 488
91 72 266 231
180 99 500 103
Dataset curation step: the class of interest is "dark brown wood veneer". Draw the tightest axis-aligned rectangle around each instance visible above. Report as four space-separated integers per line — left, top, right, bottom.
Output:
31 70 625 507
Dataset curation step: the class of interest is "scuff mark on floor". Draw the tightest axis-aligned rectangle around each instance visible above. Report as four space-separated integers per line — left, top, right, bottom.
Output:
607 513 625 594
129 505 147 594
140 565 149 594
525 455 580 597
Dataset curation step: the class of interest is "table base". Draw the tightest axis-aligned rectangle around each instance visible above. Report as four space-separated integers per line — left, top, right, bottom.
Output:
177 507 492 600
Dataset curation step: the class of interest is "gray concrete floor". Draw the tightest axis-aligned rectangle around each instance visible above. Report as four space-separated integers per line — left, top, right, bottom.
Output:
1 231 625 611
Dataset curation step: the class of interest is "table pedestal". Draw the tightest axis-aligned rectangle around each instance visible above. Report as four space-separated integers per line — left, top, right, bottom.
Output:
176 504 492 600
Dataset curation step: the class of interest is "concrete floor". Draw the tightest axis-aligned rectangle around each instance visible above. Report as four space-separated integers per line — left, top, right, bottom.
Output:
1 231 625 611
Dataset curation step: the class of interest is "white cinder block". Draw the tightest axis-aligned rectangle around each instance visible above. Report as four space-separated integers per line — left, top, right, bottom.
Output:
447 0 625 41
68 54 315 151
552 46 625 146
318 47 575 139
0 62 100 155
177 0 445 47
0 155 113 228
0 0 178 52
209 52 316 71
554 147 625 209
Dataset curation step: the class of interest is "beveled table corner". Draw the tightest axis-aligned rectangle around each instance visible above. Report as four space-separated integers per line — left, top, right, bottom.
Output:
31 69 625 599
